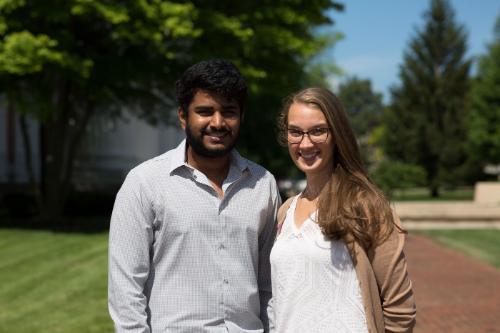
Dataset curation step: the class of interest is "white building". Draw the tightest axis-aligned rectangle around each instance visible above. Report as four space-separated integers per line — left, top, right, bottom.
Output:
0 105 184 189
0 104 40 184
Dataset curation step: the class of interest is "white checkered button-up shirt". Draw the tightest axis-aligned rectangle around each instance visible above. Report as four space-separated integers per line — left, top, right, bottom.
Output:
108 140 281 333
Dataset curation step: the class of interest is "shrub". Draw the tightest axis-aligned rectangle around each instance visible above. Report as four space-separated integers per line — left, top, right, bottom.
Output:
371 160 427 195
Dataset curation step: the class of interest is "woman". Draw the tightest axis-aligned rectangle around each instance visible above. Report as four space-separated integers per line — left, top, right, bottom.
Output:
269 87 416 333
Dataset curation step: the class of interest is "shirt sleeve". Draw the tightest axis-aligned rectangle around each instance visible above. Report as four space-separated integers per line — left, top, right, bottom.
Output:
108 170 154 333
266 296 275 333
370 212 417 332
258 177 281 332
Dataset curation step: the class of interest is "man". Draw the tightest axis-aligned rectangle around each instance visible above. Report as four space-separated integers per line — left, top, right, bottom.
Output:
108 59 281 333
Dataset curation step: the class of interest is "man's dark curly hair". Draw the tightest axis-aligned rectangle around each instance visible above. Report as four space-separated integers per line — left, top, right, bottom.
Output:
175 59 247 114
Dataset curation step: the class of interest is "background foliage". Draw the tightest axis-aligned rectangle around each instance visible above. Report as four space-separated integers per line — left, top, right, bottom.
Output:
468 17 500 167
381 0 472 197
0 0 343 220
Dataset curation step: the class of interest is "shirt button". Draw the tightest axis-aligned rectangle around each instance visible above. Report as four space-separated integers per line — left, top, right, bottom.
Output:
219 244 225 250
223 279 229 284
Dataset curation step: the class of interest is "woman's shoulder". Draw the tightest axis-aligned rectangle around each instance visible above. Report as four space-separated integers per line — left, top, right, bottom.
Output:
277 196 296 223
280 196 295 210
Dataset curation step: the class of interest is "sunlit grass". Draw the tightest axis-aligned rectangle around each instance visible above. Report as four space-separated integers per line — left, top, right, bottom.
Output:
418 229 500 268
392 187 474 201
0 229 112 333
2 227 498 333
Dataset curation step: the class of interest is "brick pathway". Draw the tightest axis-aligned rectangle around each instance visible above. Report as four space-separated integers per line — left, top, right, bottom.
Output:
405 234 500 333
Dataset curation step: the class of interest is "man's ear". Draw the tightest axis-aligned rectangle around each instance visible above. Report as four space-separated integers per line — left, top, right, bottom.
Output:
178 107 186 130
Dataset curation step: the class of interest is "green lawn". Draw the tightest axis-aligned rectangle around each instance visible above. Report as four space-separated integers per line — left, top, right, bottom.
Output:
2 227 498 332
392 187 474 201
0 229 113 333
418 229 500 268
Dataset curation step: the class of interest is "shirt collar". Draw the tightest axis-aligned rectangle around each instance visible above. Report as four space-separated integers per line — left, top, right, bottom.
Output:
230 148 249 174
168 139 189 174
168 139 249 175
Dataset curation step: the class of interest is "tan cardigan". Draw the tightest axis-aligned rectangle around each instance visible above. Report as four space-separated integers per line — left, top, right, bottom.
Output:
277 197 416 333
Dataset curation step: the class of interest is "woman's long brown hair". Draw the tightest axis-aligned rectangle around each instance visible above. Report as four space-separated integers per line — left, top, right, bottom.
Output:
278 87 398 254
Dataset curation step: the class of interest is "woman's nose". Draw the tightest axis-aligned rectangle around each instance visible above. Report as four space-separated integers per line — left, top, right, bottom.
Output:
299 133 314 147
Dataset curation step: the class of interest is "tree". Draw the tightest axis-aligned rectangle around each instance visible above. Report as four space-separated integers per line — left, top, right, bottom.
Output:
338 76 384 137
337 76 384 168
0 1 343 221
0 1 201 221
468 16 500 168
190 1 345 176
371 160 427 197
382 0 471 197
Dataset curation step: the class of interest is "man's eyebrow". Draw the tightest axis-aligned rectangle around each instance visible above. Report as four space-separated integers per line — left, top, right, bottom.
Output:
222 105 238 110
193 105 214 110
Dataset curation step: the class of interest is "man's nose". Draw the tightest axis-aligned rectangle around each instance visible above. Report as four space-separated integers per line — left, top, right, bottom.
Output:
210 112 225 128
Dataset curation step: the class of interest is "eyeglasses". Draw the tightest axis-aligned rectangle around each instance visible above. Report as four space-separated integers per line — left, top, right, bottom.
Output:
286 127 330 144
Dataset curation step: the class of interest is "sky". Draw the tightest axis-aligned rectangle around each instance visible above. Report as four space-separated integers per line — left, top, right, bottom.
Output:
325 0 499 102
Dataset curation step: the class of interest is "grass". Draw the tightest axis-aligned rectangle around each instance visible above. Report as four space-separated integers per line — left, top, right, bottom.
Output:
391 187 474 201
0 229 113 333
2 227 498 332
418 229 500 268
392 187 474 201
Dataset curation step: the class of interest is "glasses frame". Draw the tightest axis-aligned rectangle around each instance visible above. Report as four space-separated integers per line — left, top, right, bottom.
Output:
286 127 330 144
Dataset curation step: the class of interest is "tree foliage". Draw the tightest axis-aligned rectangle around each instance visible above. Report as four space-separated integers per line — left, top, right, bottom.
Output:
338 76 384 137
337 76 384 168
371 160 427 197
382 0 471 197
0 0 342 220
469 16 500 166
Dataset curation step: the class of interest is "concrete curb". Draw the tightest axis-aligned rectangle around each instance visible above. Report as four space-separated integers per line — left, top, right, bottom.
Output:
394 201 500 229
403 221 500 230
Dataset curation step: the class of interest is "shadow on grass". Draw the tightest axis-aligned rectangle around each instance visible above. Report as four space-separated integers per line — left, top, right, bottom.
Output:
0 216 110 234
0 189 115 233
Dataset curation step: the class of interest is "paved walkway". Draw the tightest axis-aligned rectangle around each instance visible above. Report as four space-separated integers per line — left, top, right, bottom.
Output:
405 234 500 333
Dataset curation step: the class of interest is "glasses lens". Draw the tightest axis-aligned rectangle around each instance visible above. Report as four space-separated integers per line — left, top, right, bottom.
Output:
309 128 328 143
287 130 303 143
286 128 329 143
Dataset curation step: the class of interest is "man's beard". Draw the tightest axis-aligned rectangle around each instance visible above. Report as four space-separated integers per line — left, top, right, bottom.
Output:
185 124 239 158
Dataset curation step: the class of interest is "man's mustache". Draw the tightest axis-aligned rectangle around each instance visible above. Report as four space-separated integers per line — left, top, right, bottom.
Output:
202 129 230 136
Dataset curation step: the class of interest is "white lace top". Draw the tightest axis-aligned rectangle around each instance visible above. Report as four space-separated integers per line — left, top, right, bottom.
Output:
269 195 368 333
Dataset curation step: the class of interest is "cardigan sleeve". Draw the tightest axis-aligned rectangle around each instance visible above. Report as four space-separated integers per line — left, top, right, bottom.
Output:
369 213 416 332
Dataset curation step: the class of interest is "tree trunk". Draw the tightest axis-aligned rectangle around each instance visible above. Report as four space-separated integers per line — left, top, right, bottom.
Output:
19 113 42 209
430 186 439 198
38 77 95 223
6 95 16 182
39 119 66 223
39 104 95 223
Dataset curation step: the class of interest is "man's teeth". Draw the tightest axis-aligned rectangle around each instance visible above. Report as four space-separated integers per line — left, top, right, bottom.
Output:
207 132 227 137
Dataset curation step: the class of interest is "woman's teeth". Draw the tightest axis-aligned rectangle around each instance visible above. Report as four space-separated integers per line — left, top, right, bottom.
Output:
300 151 318 159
